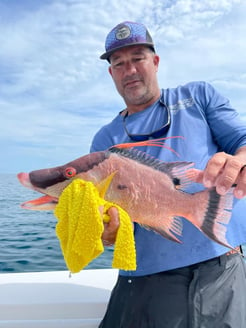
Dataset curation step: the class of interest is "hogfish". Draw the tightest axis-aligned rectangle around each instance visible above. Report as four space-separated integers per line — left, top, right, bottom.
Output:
17 138 234 249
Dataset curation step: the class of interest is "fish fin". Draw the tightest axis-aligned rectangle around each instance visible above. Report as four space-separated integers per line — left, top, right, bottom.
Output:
192 187 235 250
110 146 194 190
140 216 183 243
96 171 117 198
110 136 184 157
185 168 204 184
168 162 195 189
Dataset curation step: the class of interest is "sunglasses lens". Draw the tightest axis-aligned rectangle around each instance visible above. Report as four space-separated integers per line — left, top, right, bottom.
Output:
151 125 170 138
130 135 149 142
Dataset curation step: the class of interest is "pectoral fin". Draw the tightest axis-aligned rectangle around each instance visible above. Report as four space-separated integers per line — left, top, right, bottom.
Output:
96 171 118 198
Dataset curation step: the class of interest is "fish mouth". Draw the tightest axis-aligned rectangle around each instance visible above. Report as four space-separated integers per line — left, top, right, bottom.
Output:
17 172 58 210
20 195 58 210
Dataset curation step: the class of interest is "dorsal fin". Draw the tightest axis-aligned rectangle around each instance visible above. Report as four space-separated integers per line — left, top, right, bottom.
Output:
111 136 184 157
109 147 193 188
109 146 162 168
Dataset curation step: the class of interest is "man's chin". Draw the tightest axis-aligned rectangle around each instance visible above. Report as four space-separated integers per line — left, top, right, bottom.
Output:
125 94 152 107
124 87 147 103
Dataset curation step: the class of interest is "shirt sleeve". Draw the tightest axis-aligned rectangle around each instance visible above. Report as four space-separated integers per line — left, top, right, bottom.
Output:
195 82 246 154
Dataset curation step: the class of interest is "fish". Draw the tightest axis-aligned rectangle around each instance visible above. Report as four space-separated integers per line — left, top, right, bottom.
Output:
17 137 235 250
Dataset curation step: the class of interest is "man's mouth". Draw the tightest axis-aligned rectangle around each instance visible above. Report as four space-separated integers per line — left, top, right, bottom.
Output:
124 80 141 88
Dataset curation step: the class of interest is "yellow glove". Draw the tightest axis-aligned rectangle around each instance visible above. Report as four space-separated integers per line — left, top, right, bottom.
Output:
54 178 136 273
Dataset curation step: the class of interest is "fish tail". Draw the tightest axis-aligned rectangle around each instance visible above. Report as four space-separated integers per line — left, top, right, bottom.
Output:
191 188 238 252
112 136 184 157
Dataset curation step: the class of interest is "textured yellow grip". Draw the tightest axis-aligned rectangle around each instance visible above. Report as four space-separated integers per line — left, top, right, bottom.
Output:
54 179 136 273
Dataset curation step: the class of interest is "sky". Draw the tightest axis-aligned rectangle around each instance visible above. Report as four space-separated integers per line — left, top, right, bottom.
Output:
1 0 246 173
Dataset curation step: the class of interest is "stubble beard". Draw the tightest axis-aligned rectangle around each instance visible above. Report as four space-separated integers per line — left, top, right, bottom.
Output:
122 85 155 108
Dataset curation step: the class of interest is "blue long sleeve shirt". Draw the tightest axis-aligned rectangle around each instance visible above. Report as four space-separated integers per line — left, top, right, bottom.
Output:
90 81 246 276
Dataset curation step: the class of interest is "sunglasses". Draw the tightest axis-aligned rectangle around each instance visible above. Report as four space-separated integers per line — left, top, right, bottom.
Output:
123 102 171 141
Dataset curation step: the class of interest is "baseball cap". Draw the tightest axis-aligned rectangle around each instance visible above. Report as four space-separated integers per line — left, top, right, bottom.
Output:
100 21 155 61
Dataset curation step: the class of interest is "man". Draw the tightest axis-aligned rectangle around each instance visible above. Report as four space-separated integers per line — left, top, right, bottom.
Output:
90 21 246 328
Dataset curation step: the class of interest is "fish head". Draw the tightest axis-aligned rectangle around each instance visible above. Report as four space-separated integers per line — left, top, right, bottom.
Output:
17 151 109 210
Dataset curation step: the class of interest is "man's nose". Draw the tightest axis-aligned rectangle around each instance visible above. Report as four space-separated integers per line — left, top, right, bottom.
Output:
124 61 137 75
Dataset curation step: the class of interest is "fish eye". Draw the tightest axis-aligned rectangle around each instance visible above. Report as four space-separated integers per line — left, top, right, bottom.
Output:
64 167 76 178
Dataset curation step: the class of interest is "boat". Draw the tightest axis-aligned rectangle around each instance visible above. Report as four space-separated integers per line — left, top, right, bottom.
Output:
0 268 118 328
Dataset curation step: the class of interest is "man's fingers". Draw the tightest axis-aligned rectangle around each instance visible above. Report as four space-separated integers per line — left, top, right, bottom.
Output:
215 157 242 195
202 152 227 188
186 158 246 198
102 207 120 246
233 165 246 198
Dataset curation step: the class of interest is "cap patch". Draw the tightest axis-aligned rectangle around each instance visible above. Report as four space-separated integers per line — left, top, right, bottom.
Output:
116 25 131 40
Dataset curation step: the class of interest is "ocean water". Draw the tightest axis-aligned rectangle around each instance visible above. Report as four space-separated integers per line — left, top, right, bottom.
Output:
0 174 113 273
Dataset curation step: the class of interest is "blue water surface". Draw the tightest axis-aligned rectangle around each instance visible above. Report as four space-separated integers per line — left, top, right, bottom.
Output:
0 174 113 273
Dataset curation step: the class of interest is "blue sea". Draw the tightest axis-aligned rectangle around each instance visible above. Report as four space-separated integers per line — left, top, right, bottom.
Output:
0 174 113 273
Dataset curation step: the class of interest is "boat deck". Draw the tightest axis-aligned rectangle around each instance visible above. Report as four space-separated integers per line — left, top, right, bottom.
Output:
0 269 118 328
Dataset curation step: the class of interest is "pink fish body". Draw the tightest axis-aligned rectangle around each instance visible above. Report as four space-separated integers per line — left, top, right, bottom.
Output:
17 142 234 250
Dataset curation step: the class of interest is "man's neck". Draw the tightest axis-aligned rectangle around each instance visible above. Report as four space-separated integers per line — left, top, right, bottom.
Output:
125 92 161 115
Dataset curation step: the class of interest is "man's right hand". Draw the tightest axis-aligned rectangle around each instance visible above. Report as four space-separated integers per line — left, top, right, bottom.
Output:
101 207 120 246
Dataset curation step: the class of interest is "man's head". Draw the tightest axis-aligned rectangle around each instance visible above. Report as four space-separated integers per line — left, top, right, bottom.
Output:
100 21 155 62
101 22 160 112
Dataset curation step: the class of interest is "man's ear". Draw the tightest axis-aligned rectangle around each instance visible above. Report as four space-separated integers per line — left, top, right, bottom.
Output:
154 54 160 71
108 66 112 76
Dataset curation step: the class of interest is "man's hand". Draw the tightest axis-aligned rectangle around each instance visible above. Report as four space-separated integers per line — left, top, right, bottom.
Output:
101 207 120 246
189 147 246 199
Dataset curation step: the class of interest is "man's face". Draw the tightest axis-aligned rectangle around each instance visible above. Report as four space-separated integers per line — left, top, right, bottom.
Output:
108 45 160 110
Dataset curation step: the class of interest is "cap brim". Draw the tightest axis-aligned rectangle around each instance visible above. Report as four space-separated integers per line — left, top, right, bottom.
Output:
100 42 155 60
